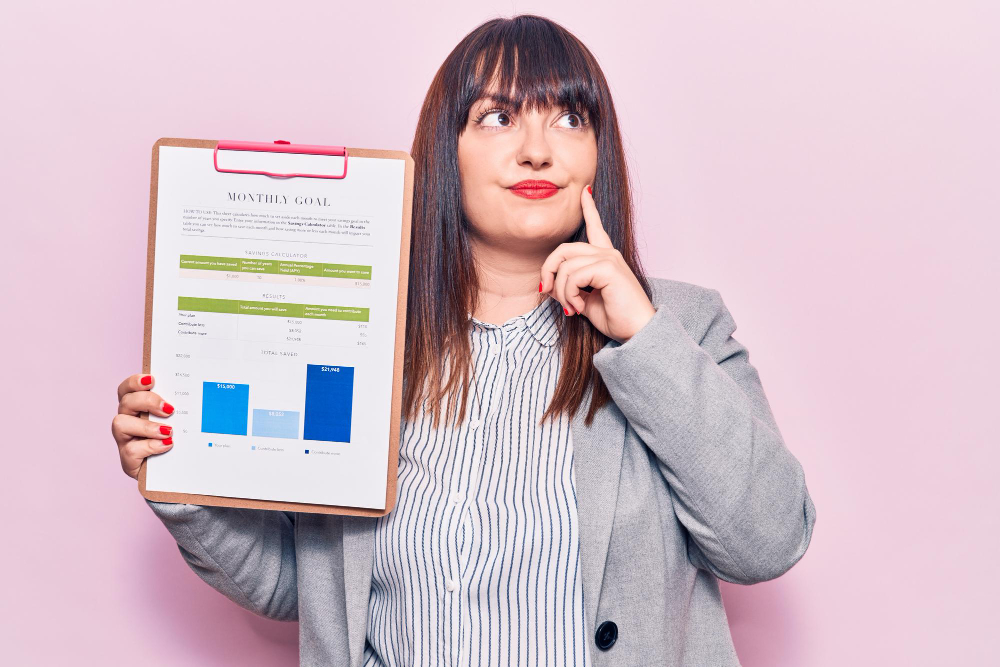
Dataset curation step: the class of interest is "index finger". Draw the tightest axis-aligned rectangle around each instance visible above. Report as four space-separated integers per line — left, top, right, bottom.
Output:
582 184 613 249
118 373 154 402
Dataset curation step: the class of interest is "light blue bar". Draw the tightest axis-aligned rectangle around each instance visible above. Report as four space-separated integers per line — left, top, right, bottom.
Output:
251 409 300 439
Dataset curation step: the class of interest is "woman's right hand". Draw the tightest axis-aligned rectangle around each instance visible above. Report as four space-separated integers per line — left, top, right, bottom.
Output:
112 373 176 479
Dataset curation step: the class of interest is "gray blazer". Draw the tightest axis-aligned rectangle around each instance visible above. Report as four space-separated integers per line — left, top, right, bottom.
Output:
146 276 816 666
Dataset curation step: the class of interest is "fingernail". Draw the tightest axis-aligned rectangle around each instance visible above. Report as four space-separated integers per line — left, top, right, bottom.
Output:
159 425 172 435
538 281 543 292
162 437 173 446
564 307 570 316
587 185 592 195
162 401 174 414
141 375 152 385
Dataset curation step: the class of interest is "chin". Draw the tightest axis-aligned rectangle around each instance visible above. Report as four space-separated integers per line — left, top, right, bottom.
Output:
506 219 574 244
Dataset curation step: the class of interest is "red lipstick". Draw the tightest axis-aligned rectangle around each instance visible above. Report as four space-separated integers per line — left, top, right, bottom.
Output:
509 179 560 199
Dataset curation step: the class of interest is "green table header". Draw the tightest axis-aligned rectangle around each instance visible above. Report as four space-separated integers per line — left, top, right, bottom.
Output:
179 254 372 280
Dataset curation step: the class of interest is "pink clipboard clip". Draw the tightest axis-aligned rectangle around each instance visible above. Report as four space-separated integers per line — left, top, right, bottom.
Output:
213 139 349 179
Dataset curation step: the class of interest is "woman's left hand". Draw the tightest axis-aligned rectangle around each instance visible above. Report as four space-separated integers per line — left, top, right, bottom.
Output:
540 184 657 344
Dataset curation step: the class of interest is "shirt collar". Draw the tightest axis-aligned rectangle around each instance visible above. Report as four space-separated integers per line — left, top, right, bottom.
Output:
467 296 561 347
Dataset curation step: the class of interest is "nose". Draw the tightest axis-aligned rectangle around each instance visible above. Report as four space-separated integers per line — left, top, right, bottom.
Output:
515 121 553 170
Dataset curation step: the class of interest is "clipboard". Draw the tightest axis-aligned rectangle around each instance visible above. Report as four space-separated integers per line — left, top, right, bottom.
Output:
138 137 413 517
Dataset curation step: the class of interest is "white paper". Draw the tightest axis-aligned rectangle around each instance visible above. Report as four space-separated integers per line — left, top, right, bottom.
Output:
145 145 406 509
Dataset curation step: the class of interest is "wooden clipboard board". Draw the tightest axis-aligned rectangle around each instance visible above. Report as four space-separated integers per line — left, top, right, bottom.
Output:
138 137 412 517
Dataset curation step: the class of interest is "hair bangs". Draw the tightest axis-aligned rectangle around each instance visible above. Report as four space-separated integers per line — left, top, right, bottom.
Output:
458 22 603 130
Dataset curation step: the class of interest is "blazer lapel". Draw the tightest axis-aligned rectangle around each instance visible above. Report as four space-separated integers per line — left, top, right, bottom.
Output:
571 383 628 638
342 513 376 667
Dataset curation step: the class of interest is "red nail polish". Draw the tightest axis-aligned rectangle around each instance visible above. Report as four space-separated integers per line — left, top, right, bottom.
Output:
141 375 152 385
162 437 173 446
162 402 174 414
538 281 543 292
587 185 593 195
564 307 570 316
159 425 172 435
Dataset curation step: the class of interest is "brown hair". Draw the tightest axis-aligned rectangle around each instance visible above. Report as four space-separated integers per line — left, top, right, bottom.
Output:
403 14 651 428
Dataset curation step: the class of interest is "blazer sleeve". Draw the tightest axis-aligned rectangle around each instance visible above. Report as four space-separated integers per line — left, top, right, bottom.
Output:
145 499 299 620
592 287 816 585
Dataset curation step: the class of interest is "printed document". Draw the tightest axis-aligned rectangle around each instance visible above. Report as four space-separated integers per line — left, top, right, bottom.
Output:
145 145 406 509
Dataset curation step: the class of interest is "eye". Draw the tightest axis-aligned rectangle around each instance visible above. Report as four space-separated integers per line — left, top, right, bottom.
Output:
475 108 513 129
556 111 588 129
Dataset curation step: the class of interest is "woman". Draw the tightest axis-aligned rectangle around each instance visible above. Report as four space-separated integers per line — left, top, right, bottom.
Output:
111 14 816 666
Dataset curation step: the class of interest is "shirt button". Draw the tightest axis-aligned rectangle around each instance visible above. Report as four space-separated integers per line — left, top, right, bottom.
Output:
446 578 459 592
450 492 463 505
470 419 481 430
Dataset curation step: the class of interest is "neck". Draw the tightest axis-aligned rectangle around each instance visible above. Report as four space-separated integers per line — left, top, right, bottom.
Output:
469 236 552 326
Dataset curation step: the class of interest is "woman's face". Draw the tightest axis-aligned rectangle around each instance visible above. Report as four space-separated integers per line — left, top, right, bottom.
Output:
457 94 598 252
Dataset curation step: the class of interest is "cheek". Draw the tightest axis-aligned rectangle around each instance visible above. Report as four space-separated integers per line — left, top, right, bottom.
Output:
457 149 500 230
460 164 489 200
566 143 598 183
458 143 491 196
459 154 505 205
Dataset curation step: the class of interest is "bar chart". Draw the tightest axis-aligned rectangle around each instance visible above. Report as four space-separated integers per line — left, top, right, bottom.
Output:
198 364 356 444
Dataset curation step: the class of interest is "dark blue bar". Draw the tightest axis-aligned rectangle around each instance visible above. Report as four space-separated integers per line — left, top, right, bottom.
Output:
201 382 250 436
303 364 354 443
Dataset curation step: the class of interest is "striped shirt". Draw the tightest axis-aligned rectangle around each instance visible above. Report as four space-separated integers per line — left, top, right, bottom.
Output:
363 295 592 667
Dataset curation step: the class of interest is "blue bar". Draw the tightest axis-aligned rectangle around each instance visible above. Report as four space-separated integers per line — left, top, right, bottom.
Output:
201 382 250 436
303 364 354 443
251 409 300 439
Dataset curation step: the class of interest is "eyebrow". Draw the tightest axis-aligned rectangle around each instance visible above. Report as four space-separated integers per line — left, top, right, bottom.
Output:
471 88 588 121
473 94 556 112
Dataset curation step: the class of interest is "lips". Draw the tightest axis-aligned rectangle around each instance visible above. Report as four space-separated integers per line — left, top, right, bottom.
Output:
509 179 560 199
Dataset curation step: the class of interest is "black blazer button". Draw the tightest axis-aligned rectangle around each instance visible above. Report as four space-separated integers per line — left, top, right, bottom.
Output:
595 620 618 650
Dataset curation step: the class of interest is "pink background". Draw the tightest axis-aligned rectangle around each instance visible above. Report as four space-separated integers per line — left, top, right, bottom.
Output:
2 1 996 664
